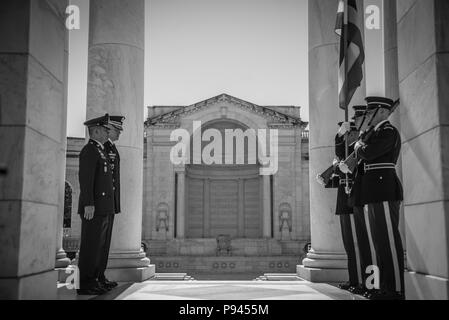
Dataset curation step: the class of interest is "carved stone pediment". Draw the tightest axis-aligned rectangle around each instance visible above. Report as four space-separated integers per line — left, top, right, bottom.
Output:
145 94 306 128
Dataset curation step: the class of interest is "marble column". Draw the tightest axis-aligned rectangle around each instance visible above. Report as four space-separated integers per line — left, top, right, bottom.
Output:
396 0 449 300
0 0 68 299
262 175 272 238
297 0 366 282
55 11 71 270
203 178 211 238
86 0 154 281
382 0 406 261
175 168 186 239
237 179 245 238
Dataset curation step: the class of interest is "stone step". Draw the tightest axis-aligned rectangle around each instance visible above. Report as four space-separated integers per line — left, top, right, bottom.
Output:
254 273 303 281
146 239 307 257
153 273 196 281
151 256 301 274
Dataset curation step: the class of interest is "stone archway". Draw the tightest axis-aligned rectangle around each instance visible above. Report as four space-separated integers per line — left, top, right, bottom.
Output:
185 119 263 239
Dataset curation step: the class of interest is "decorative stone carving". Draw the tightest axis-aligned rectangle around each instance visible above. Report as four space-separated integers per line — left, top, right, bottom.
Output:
145 94 305 128
216 234 232 256
155 202 169 232
279 203 292 233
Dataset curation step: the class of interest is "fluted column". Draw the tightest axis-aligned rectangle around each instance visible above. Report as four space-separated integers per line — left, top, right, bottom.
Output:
55 11 71 270
262 175 272 238
86 0 154 281
297 0 366 282
175 168 186 239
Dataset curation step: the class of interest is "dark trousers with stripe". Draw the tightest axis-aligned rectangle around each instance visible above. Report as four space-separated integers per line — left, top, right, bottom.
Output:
96 214 115 282
340 214 361 286
353 206 376 287
366 201 404 293
78 215 109 289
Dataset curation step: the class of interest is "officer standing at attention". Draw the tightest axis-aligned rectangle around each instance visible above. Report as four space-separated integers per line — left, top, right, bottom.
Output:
96 116 125 290
334 106 366 293
354 96 404 300
77 114 115 295
340 105 378 297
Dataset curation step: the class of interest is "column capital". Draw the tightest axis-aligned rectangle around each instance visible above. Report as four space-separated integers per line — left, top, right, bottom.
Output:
174 165 186 174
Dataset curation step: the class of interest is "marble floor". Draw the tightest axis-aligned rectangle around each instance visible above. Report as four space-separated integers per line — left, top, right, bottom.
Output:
57 278 366 300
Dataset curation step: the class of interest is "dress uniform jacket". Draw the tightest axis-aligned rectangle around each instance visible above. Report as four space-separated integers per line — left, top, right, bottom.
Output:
335 133 355 215
356 121 404 205
78 139 115 216
348 160 365 208
104 140 121 214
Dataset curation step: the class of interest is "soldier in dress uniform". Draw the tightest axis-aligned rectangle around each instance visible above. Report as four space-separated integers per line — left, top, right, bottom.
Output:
77 114 115 295
340 106 378 297
353 96 404 300
334 106 366 293
96 116 125 290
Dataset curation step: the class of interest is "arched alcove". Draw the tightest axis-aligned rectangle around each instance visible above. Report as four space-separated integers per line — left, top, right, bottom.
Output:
185 119 263 239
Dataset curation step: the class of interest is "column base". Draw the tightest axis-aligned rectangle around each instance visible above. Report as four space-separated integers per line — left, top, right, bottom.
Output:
105 250 156 282
405 271 449 300
55 249 71 268
0 270 57 300
297 251 348 283
106 265 155 282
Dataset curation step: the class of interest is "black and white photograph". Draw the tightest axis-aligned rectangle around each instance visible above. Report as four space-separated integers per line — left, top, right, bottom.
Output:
0 0 448 307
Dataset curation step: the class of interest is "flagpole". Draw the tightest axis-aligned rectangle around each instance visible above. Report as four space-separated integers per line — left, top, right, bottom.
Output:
343 0 350 194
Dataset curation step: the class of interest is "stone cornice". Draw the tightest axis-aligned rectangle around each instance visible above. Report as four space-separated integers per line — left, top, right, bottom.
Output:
147 123 181 129
145 94 306 128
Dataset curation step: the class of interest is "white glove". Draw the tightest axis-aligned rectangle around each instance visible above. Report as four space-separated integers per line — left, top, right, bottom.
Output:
332 158 339 167
337 122 351 137
316 174 326 186
355 141 366 151
339 161 351 174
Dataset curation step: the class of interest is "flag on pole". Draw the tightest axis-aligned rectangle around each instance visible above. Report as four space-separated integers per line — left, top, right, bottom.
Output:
335 0 365 110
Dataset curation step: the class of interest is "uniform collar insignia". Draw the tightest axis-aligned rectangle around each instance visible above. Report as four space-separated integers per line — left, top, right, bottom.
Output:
374 120 390 132
90 138 104 150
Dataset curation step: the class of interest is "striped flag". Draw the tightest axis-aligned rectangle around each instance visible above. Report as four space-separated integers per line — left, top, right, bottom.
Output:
335 0 365 110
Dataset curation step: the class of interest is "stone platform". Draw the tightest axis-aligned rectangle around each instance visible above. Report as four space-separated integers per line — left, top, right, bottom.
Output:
146 238 306 256
114 280 365 300
151 256 301 274
145 238 307 275
57 279 366 300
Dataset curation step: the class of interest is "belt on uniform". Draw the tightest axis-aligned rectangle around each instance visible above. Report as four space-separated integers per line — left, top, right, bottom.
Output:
339 178 353 185
364 163 396 172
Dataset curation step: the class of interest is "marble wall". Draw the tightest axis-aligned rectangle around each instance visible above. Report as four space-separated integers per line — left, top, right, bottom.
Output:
273 129 306 241
0 0 68 299
144 127 177 240
397 0 449 300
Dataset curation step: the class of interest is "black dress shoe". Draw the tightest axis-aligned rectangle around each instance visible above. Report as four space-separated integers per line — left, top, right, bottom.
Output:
77 286 106 296
338 282 355 291
97 282 112 292
99 278 118 289
368 291 404 300
349 286 366 295
364 289 377 298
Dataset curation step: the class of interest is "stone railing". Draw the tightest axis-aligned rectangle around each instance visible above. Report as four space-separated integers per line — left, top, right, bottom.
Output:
63 237 80 253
